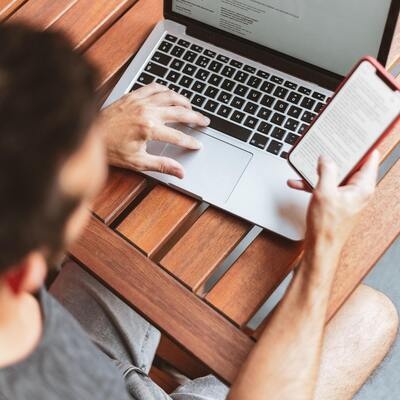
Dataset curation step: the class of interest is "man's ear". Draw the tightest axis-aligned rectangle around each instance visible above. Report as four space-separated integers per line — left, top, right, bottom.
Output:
4 252 47 295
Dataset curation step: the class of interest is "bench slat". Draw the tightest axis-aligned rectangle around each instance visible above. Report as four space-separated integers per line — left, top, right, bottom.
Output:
0 0 27 21
160 208 251 291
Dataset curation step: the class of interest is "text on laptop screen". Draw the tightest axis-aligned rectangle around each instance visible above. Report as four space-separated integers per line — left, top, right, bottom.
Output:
172 0 392 76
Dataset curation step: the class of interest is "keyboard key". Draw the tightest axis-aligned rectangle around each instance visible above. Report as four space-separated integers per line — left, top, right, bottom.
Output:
171 59 184 71
288 105 302 118
230 59 243 68
152 51 172 65
169 84 180 92
221 79 236 91
287 91 302 104
208 73 223 86
257 70 270 79
258 121 273 135
138 73 155 84
204 86 219 99
274 100 289 113
165 34 177 42
234 84 249 97
298 123 308 134
190 44 203 53
271 112 286 126
231 110 245 124
179 76 193 88
234 70 249 83
247 89 262 102
300 97 316 110
301 111 317 124
271 127 286 140
192 94 206 107
257 107 272 121
155 78 168 86
183 50 197 62
298 86 312 95
196 56 211 68
260 81 275 93
247 76 262 88
285 132 301 145
217 105 232 118
273 86 289 99
178 39 190 47
312 91 326 101
195 68 210 81
130 82 143 91
192 81 206 93
244 65 257 74
284 81 298 90
204 99 219 112
280 151 289 159
158 41 173 53
260 94 275 108
221 65 236 78
244 102 259 114
250 133 269 149
180 89 193 99
314 102 325 113
182 64 197 76
231 96 245 109
284 118 299 132
209 61 223 73
271 75 284 84
244 116 259 129
267 140 283 155
217 54 230 63
145 62 168 77
217 91 232 104
204 49 216 58
166 70 181 83
171 45 185 57
195 108 251 142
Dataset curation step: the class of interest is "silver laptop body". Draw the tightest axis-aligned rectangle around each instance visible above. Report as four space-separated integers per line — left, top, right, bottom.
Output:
104 1 399 241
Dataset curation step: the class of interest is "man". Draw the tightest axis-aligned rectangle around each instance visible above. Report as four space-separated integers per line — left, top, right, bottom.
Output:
0 24 397 400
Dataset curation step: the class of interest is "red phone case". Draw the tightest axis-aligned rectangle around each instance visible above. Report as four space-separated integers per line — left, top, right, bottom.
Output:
288 56 400 189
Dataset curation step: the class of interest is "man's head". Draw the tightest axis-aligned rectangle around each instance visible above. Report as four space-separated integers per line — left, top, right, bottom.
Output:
0 24 107 295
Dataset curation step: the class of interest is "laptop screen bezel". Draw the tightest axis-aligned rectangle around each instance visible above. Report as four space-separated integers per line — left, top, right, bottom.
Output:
164 0 400 90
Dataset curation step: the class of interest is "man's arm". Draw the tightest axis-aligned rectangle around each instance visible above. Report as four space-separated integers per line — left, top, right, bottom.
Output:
228 153 379 400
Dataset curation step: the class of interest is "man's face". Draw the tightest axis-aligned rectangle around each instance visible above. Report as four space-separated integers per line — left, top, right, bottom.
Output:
60 123 107 247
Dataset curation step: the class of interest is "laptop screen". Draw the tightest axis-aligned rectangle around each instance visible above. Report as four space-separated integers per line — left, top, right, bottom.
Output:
171 0 393 76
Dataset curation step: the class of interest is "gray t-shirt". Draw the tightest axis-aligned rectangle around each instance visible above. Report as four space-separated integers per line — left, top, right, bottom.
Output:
0 289 131 400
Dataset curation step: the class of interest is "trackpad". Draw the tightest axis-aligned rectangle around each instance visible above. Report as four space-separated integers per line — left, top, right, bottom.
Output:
160 127 252 203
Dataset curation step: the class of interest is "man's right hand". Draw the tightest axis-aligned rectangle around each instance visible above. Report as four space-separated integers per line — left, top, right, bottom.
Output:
288 151 380 250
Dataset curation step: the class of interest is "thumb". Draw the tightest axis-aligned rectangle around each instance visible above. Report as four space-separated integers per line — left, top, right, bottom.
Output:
138 154 185 179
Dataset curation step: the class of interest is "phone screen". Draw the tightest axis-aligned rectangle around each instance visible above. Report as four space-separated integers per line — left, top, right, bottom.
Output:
289 60 400 188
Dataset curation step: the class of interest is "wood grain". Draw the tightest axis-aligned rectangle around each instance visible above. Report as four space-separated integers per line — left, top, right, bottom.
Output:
149 366 180 394
0 0 26 21
84 0 163 87
117 185 198 257
92 167 147 225
69 216 254 384
8 0 78 28
161 208 251 291
206 231 302 327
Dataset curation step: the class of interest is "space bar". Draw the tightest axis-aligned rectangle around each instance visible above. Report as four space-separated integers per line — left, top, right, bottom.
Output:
193 107 252 142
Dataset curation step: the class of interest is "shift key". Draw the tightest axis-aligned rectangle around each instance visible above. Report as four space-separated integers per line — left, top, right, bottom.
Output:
193 107 252 142
145 62 168 77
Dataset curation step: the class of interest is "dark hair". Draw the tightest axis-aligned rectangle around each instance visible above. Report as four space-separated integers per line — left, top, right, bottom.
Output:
0 24 99 271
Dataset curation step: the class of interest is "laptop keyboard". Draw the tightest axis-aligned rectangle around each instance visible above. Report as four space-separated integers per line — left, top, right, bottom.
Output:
131 33 330 160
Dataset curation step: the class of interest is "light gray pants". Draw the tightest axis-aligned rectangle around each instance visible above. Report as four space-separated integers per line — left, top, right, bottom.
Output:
50 260 229 400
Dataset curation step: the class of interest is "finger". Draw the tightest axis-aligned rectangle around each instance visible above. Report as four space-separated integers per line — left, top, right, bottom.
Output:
151 125 202 150
287 179 311 192
347 150 380 188
315 155 338 193
159 106 210 126
146 90 192 109
129 82 169 100
137 153 185 179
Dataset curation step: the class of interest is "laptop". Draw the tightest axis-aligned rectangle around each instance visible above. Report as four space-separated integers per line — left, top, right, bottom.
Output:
105 0 400 240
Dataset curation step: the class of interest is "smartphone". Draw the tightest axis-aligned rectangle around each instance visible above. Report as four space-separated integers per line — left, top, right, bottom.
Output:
288 57 400 189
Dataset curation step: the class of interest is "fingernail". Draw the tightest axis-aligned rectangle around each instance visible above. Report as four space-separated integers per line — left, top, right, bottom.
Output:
203 116 211 125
